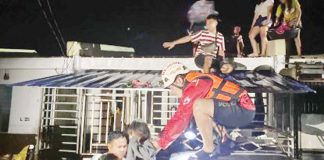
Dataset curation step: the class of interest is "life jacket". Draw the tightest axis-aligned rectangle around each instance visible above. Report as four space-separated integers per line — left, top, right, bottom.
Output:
185 72 245 101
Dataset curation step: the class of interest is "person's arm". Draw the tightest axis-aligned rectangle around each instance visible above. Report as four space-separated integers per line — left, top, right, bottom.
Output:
162 35 192 50
218 33 226 58
236 35 244 56
266 2 274 26
250 14 258 32
294 0 302 26
250 4 259 30
136 140 156 159
275 4 284 26
156 79 213 150
127 138 156 160
126 138 137 160
236 42 241 57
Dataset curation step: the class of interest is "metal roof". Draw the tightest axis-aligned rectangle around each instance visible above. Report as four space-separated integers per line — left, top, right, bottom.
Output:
12 69 314 93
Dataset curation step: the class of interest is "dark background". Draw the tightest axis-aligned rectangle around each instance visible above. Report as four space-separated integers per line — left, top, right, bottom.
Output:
0 0 323 57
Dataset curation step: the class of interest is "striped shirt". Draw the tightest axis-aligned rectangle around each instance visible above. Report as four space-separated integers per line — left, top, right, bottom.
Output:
191 30 225 56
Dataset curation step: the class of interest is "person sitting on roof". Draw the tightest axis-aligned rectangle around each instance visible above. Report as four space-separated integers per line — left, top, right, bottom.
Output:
152 62 255 159
163 14 226 74
226 26 245 58
274 0 302 56
248 0 274 57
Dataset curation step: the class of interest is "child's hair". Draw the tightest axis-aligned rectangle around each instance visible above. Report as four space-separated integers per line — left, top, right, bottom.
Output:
258 0 266 4
107 131 128 144
279 0 293 13
100 153 119 160
127 120 151 143
206 14 220 22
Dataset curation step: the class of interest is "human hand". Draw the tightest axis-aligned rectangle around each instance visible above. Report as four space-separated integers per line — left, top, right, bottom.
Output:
162 42 176 50
288 19 298 27
262 19 271 26
220 63 234 74
204 52 215 57
152 139 161 151
187 29 193 36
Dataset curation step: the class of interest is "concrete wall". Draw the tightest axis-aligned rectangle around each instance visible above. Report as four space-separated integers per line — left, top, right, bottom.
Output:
0 57 74 84
8 86 42 134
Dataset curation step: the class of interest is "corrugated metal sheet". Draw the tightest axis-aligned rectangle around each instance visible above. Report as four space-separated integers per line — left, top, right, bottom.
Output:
12 70 314 93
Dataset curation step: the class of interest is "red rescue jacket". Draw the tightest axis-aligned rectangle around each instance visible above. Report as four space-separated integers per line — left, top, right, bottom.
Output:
157 72 255 150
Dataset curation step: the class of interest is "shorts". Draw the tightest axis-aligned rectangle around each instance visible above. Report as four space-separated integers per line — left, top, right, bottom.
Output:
213 98 255 128
194 54 223 70
254 16 268 27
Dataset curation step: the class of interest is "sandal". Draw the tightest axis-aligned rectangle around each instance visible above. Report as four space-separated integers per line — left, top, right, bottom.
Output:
248 53 259 57
188 148 218 160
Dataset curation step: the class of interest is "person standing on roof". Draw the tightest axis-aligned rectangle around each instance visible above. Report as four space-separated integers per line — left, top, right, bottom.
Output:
152 62 255 159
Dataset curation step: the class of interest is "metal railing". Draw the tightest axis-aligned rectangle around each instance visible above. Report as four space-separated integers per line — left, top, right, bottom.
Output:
38 88 83 159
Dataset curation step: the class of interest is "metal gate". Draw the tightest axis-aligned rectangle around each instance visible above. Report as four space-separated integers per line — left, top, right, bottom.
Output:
38 88 83 159
79 88 178 155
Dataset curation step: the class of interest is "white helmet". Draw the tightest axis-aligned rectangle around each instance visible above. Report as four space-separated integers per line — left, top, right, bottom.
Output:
161 62 190 88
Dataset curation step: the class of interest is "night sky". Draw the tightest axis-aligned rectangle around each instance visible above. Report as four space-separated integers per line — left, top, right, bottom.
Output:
0 0 323 57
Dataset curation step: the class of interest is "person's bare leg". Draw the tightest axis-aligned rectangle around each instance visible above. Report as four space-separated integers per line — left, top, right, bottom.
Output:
193 98 215 152
260 26 269 56
248 26 261 56
203 56 213 73
294 30 302 56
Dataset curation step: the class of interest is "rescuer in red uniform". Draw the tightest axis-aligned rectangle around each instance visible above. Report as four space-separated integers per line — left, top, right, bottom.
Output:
153 62 255 159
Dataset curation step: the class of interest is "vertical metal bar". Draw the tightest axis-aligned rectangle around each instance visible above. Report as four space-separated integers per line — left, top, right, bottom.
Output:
161 91 168 125
106 101 111 143
266 93 269 126
99 101 103 143
143 91 147 122
130 91 134 123
45 89 51 128
289 94 297 158
113 90 117 131
121 97 125 131
90 96 95 153
113 103 117 131
125 91 130 125
281 95 285 132
150 91 154 126
42 89 49 149
50 88 57 126
76 89 83 154
36 88 46 157
80 92 86 154
138 90 141 119
298 95 303 160
270 93 276 128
